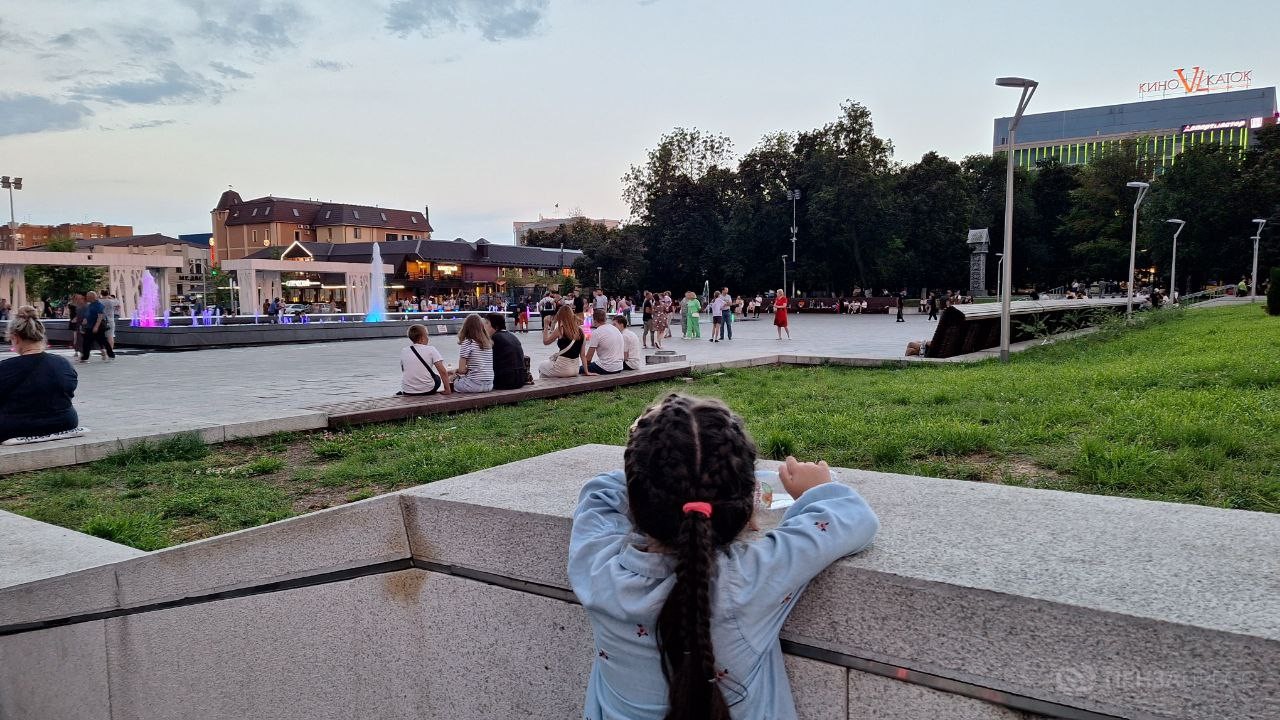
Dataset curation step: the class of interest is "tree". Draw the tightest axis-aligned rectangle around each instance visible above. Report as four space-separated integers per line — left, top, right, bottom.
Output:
572 224 648 294
885 152 974 292
1060 140 1157 282
23 236 105 305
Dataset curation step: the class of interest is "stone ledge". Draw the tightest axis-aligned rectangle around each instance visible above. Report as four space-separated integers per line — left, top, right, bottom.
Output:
400 444 1279 719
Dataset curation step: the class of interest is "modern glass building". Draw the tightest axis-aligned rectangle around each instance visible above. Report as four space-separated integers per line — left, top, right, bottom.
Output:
993 87 1277 169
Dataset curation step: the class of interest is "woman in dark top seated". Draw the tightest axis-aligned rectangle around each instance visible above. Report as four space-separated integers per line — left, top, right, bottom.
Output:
538 305 585 378
1 305 79 442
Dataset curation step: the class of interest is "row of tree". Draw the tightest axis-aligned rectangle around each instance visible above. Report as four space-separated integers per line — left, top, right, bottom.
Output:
524 102 1280 296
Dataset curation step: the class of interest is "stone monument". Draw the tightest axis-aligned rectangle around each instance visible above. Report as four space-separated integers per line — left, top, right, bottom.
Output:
967 229 991 297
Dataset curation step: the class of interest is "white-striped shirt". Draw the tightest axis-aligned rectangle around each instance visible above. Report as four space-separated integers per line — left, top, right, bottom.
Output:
455 339 494 392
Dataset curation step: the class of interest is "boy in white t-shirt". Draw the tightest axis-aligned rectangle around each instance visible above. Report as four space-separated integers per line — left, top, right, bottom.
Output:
613 315 642 370
399 325 452 395
582 309 624 375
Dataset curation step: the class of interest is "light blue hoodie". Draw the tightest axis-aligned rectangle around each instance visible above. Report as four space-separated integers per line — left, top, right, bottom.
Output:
568 470 879 720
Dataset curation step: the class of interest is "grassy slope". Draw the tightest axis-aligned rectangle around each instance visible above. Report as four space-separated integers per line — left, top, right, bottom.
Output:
2 305 1276 550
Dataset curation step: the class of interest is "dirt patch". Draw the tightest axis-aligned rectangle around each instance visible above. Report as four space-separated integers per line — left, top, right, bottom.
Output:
943 453 1062 485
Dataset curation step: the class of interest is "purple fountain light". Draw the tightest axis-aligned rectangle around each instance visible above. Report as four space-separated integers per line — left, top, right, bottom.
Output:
137 272 160 327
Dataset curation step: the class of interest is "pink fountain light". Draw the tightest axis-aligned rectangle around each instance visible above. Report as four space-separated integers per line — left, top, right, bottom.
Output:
137 272 160 327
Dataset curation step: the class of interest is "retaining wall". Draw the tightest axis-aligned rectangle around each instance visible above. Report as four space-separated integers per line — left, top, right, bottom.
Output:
1 446 1275 719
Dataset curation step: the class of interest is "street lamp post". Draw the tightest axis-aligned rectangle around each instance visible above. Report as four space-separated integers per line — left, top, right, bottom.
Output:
1166 219 1185 302
781 255 788 296
786 189 801 298
596 266 602 291
1125 181 1151 318
995 77 1038 363
0 175 22 251
1251 218 1268 301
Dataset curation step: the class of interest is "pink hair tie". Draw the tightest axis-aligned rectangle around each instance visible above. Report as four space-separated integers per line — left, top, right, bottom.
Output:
682 502 712 518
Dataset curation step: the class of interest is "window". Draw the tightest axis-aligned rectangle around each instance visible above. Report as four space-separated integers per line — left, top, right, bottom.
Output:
411 216 418 224
295 230 300 242
386 232 396 242
354 227 361 239
353 210 360 220
251 208 258 216
252 230 258 243
380 212 388 222
325 210 331 219
292 209 300 217
327 228 333 240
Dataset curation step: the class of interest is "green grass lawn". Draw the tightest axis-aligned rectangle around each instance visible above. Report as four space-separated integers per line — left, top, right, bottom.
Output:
2 305 1276 550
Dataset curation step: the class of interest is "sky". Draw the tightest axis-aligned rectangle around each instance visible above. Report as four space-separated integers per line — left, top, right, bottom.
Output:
1 0 1277 244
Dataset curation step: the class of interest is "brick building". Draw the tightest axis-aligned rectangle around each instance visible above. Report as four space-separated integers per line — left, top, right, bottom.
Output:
211 190 433 263
0 222 134 250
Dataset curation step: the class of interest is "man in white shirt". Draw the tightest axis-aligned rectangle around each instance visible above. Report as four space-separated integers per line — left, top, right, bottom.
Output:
613 315 642 370
398 325 452 395
593 288 608 312
582 308 624 375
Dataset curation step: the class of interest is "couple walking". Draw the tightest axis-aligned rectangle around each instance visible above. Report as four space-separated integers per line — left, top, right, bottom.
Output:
708 287 734 342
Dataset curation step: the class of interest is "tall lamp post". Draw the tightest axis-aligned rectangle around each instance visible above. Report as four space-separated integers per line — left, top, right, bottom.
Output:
1125 181 1151 317
781 255 789 296
1165 219 1185 302
786 188 801 298
596 266 602 291
995 253 1005 300
995 77 1037 363
0 175 21 251
1251 218 1268 301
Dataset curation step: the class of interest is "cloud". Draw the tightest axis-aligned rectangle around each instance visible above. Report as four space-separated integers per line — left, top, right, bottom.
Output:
385 0 548 41
210 61 254 79
181 0 307 55
309 59 350 72
48 28 98 49
117 26 176 54
0 94 93 137
128 119 177 130
72 62 216 105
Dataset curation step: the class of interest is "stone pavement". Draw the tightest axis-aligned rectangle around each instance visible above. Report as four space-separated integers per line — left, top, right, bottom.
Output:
0 313 938 474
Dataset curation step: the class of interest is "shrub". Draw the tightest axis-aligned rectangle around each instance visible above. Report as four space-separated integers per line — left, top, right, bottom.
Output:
1267 267 1280 316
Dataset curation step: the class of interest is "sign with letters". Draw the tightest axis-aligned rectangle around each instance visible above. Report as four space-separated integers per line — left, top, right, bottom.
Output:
1139 67 1253 98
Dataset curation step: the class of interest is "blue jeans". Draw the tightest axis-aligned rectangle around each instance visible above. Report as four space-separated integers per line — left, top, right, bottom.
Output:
721 309 733 339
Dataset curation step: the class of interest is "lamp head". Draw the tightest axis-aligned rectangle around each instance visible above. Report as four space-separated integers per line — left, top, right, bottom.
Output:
1253 218 1267 224
1127 181 1150 189
996 77 1038 88
1167 219 1185 226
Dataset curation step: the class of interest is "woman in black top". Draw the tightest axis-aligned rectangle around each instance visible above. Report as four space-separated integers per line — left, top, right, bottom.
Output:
1 305 79 443
538 305 586 378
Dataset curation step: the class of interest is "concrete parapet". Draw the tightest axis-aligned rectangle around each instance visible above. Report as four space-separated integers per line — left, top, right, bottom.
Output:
1 445 1275 719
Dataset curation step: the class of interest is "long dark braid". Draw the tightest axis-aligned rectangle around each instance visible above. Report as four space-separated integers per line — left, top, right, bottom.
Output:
625 394 757 720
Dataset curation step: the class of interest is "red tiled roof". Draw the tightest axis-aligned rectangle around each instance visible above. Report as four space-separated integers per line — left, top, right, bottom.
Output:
224 195 432 233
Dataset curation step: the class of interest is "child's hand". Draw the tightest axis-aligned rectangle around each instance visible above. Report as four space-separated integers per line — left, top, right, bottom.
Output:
779 456 832 498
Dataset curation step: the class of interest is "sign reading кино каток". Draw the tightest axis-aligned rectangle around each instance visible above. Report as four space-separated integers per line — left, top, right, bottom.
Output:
1138 67 1253 98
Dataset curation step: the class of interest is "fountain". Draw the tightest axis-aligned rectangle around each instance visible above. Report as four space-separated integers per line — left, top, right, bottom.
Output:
136 271 160 327
365 242 386 322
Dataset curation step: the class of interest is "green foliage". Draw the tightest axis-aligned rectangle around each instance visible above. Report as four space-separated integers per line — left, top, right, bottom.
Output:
98 434 210 467
244 456 285 476
22 235 107 303
82 512 169 551
1 306 1276 553
1268 267 1280 316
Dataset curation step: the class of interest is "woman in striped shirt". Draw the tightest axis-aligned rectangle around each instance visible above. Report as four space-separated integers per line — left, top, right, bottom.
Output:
451 314 494 393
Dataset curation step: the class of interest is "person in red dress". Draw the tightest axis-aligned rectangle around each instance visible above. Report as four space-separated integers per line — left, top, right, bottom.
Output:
773 288 791 339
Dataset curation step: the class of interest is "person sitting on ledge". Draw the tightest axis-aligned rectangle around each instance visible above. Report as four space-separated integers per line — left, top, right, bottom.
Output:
539 305 585 378
0 306 80 443
613 314 642 370
485 312 528 390
581 308 624 376
398 324 451 396
450 314 494 393
568 394 880 720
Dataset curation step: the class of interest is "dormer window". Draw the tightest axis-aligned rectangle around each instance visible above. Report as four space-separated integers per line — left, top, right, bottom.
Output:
353 210 360 220
411 216 418 224
292 209 300 217
324 210 331 219
251 208 258 216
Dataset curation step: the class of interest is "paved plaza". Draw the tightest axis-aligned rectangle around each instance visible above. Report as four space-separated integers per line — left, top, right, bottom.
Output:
1 313 937 472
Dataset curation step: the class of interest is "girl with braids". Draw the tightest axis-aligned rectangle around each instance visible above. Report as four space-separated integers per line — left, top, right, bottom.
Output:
569 395 879 720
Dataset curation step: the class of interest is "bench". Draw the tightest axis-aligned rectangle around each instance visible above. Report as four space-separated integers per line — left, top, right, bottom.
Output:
309 362 692 428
